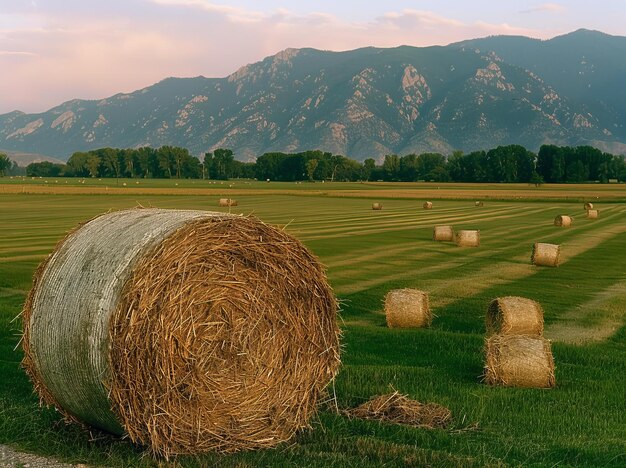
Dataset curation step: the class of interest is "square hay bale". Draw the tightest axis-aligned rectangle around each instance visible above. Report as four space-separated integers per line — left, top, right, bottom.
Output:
455 230 480 247
531 242 560 267
384 289 432 328
433 225 454 242
483 335 555 388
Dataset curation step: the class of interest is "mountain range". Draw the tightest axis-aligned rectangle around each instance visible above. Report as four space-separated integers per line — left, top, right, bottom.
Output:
1 29 625 162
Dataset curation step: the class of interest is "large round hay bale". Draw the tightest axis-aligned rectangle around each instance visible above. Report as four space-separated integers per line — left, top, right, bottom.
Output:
423 201 433 210
586 209 599 219
475 201 484 207
554 215 572 227
433 225 454 242
384 289 432 328
483 335 555 388
372 202 383 210
531 242 560 267
455 230 480 247
218 198 238 207
584 202 593 210
486 296 544 336
22 208 340 458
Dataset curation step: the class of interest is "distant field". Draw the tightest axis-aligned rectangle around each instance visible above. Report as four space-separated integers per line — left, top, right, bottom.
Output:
0 182 625 466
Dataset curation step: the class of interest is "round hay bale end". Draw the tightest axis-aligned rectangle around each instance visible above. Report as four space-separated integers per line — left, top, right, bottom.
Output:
423 201 433 210
486 296 544 336
385 289 432 328
455 230 480 247
218 198 238 207
586 209 599 219
483 335 555 388
554 215 572 227
22 208 340 458
584 202 593 210
531 242 560 267
475 201 484 207
372 202 383 210
433 225 454 242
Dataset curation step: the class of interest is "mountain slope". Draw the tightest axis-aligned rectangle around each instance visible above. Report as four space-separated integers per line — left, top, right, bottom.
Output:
1 30 625 161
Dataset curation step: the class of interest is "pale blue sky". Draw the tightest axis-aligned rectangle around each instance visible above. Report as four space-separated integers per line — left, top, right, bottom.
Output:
1 1 624 113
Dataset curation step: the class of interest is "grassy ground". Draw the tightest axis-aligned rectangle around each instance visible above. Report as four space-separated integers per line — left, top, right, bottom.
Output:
0 183 625 466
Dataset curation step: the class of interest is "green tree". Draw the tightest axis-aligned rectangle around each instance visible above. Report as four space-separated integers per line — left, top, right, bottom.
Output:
0 153 11 176
362 158 376 181
382 154 400 181
213 148 235 180
306 159 319 181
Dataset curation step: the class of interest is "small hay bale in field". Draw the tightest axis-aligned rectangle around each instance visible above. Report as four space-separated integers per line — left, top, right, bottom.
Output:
423 201 433 210
475 201 484 207
584 202 593 210
586 209 599 219
455 230 480 247
218 198 238 207
531 242 560 267
483 335 555 388
554 215 572 227
486 296 544 336
384 289 431 328
372 202 383 210
433 225 454 242
346 392 451 428
21 208 340 458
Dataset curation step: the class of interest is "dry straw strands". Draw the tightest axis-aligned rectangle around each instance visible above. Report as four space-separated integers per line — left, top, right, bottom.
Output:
586 209 599 219
531 242 560 267
22 208 340 458
483 335 555 388
486 296 544 336
584 202 594 210
218 198 238 207
433 225 454 242
423 201 433 210
554 215 572 227
455 230 480 247
384 289 432 328
345 392 451 429
372 202 383 210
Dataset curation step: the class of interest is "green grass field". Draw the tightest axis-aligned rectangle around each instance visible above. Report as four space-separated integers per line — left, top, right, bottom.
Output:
1 183 625 466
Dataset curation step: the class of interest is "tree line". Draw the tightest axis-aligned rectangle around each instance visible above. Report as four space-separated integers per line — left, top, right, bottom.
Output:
15 144 626 183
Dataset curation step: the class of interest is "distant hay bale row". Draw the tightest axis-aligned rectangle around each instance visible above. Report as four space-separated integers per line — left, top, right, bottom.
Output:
433 225 454 242
554 215 572 227
384 289 432 328
532 242 560 267
218 198 238 207
22 208 340 458
483 335 555 388
372 202 383 210
486 296 544 336
586 209 599 219
456 230 480 247
423 201 433 210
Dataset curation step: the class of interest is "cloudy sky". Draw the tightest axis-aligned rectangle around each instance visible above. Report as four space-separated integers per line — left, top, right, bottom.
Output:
1 1 624 114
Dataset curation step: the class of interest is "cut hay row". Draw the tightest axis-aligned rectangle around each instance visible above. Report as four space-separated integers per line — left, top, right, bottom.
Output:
486 296 544 336
532 242 560 267
384 289 432 328
22 208 340 458
554 215 572 227
483 335 555 388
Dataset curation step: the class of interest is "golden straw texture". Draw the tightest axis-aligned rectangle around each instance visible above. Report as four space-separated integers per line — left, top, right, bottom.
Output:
345 392 451 428
531 242 560 267
384 289 432 328
486 296 544 336
483 335 555 388
554 215 572 227
433 225 454 242
455 230 480 247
